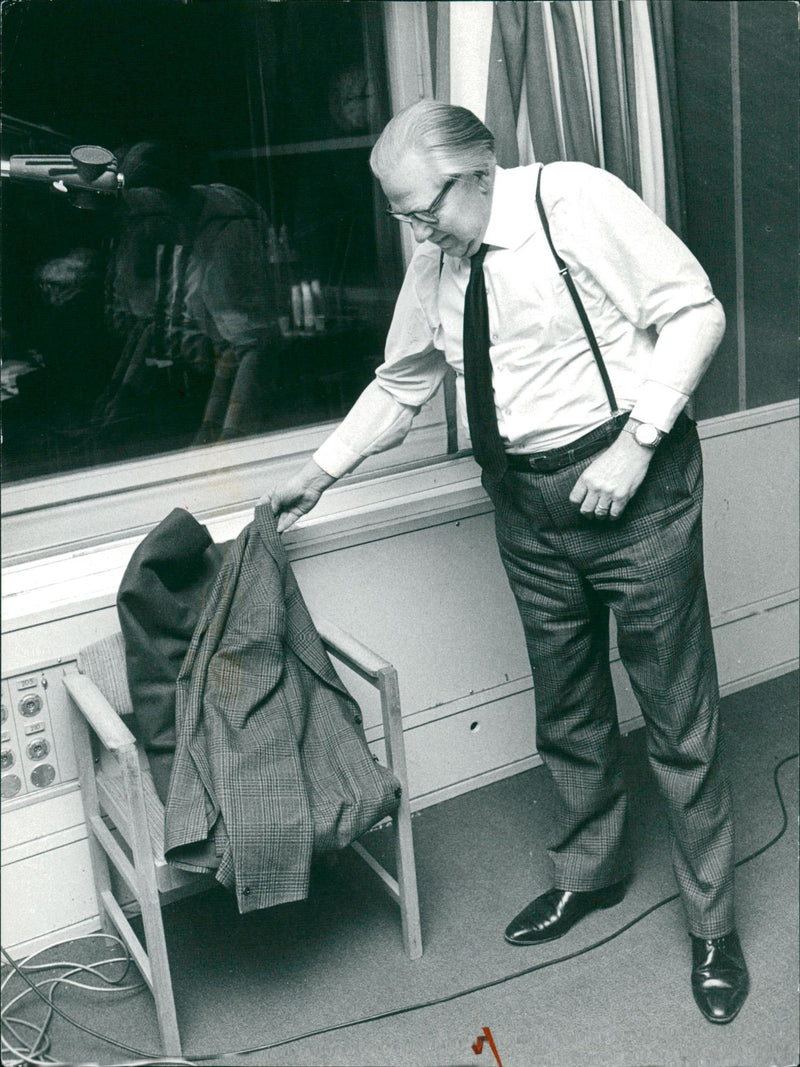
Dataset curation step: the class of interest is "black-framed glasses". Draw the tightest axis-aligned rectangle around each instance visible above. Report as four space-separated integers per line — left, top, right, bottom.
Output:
385 175 459 225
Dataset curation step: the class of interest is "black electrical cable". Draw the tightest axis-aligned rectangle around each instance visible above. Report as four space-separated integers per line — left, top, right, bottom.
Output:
0 943 173 1067
2 752 796 1067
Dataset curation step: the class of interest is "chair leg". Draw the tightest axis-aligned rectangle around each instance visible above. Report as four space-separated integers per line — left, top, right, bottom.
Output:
95 885 182 1058
70 712 116 936
86 818 119 938
137 892 183 1056
392 799 422 959
86 820 116 938
120 749 183 1057
376 666 422 959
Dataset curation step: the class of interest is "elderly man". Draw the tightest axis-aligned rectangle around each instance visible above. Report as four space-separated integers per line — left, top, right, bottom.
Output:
268 100 748 1024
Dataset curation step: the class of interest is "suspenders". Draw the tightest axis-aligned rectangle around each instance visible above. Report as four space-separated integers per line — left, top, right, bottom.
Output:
440 166 620 420
534 165 621 416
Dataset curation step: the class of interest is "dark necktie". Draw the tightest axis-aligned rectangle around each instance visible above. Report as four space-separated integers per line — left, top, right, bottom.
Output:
462 243 507 484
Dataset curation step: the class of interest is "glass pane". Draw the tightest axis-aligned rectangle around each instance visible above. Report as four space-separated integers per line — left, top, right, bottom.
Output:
2 0 406 483
673 0 740 420
674 0 799 420
739 0 798 411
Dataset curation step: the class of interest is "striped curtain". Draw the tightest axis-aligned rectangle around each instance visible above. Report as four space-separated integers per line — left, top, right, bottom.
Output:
433 0 685 235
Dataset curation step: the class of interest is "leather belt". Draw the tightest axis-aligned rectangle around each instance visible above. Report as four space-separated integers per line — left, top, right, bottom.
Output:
505 412 631 473
505 411 693 474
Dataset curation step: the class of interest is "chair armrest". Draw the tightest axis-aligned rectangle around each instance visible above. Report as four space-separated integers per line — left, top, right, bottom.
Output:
314 614 395 684
314 615 409 786
63 671 138 752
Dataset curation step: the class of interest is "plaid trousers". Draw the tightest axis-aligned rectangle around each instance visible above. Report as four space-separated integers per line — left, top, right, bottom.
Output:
489 420 735 938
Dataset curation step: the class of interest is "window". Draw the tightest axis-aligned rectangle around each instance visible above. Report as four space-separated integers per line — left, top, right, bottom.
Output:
2 0 437 488
673 0 798 419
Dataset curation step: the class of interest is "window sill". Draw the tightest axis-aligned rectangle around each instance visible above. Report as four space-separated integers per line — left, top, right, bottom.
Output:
1 393 448 565
1 452 489 634
2 399 796 636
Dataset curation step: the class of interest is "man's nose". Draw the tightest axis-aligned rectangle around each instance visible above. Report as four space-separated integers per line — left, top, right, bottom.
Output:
410 219 434 243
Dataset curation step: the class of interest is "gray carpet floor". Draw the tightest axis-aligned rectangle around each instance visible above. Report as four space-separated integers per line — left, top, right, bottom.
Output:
8 671 798 1067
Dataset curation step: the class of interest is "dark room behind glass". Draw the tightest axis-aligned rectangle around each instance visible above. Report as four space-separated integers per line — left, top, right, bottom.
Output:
1 0 406 483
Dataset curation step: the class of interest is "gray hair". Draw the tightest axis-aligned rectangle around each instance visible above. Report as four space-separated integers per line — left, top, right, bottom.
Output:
370 100 495 183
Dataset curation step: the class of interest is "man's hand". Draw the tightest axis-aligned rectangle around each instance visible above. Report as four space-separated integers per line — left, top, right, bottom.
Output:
569 430 656 519
261 459 336 533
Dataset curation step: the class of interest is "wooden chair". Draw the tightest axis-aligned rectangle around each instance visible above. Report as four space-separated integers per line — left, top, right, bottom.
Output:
64 620 422 1057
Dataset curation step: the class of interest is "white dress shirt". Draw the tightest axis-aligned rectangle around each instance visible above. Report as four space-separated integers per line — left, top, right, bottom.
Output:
314 161 718 479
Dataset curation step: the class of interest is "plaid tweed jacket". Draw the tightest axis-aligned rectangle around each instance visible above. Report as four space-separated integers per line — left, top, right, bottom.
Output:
130 504 401 913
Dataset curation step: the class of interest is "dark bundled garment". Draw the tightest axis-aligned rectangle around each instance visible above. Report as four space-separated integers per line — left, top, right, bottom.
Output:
117 505 401 913
117 507 227 803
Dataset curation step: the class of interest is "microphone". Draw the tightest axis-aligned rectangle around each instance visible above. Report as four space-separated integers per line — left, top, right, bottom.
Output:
2 145 122 207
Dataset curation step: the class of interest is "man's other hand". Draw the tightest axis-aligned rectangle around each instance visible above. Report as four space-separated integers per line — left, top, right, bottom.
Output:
569 431 655 519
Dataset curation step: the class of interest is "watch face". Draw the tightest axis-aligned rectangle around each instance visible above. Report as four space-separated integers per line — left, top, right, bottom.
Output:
635 423 660 446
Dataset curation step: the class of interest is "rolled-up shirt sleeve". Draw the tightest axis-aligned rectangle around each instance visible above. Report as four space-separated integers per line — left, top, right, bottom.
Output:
313 243 449 478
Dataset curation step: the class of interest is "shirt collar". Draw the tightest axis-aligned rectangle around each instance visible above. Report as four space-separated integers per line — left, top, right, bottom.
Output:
482 164 542 252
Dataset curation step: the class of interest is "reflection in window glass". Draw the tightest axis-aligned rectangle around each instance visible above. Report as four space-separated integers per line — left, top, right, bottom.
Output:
2 0 405 483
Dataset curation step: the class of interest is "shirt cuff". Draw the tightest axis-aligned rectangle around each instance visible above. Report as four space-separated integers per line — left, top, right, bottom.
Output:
629 380 691 433
312 433 365 480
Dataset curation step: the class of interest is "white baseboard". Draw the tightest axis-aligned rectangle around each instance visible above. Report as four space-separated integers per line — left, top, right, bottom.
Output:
1 916 101 963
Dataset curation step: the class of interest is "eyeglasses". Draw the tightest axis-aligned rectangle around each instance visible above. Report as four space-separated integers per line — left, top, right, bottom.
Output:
386 176 459 225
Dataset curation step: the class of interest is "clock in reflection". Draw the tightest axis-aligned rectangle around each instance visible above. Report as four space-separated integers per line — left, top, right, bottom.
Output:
329 65 377 132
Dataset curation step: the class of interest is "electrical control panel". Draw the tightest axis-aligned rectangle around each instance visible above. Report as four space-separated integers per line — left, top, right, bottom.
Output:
1 664 79 805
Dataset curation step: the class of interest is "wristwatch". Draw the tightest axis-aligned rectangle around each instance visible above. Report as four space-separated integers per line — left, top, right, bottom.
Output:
625 419 664 450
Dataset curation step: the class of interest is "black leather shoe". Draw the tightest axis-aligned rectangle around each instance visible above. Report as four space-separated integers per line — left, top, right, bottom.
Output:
504 881 626 945
690 930 749 1024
